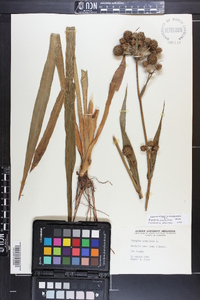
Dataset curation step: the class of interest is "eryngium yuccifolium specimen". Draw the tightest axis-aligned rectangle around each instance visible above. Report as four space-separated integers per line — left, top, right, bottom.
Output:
113 29 164 211
113 30 162 73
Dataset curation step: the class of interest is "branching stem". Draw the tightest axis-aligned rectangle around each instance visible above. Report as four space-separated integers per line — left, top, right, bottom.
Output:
135 59 151 210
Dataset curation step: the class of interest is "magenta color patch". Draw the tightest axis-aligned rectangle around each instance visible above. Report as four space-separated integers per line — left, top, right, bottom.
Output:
53 238 61 246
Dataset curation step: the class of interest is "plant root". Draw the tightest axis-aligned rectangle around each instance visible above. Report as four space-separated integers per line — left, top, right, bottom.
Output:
73 173 98 222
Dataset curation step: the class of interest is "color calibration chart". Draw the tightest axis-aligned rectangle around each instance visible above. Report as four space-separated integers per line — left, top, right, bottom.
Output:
32 220 111 300
43 227 100 267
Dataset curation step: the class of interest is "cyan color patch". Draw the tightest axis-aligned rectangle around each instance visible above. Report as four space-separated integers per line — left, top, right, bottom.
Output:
44 237 52 246
43 256 51 264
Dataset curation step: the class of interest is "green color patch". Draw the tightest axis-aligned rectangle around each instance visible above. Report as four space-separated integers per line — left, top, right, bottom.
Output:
63 257 70 265
82 238 90 247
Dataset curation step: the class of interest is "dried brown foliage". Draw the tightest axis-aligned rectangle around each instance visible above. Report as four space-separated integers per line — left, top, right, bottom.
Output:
19 27 126 221
113 29 164 210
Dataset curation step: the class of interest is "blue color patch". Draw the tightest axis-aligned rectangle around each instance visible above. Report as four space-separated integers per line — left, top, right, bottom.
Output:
44 237 52 246
72 257 80 265
81 248 89 257
91 239 99 247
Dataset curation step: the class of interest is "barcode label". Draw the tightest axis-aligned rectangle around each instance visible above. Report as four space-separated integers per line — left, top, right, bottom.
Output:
12 241 22 273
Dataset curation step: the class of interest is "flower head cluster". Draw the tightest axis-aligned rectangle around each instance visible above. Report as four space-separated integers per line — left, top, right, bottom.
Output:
140 140 159 154
113 30 162 72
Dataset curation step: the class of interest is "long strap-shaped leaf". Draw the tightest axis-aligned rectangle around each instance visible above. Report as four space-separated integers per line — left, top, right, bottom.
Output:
120 87 142 198
80 55 126 175
149 102 165 179
30 89 65 171
65 27 76 221
74 59 84 156
81 70 88 114
18 34 62 200
30 35 66 171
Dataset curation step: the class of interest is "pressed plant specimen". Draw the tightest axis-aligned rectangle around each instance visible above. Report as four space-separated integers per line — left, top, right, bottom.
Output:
73 54 126 221
18 27 126 221
113 30 164 210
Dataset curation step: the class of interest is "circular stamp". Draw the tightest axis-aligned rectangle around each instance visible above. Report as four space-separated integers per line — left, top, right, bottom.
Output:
161 17 187 44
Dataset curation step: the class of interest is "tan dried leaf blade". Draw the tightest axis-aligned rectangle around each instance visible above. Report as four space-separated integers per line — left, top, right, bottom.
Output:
81 70 88 114
79 55 126 175
65 27 76 221
18 34 63 200
73 56 126 221
120 87 142 198
73 63 99 221
30 89 65 171
149 102 165 179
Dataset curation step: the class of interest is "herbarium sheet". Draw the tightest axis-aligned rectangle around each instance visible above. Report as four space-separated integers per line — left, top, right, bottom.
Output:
11 14 192 274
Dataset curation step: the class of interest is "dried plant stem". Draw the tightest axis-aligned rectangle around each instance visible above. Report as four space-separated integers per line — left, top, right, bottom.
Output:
145 175 151 211
135 59 151 210
140 72 152 98
113 136 142 198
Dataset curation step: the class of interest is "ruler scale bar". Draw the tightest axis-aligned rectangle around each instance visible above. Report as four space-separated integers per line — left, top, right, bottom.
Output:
75 1 165 14
0 166 10 256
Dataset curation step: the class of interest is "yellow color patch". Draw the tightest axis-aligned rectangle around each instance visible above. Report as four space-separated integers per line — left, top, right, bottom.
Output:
63 238 71 247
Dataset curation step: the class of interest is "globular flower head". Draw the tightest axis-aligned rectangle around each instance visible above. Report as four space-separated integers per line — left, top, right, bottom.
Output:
156 63 162 70
113 30 162 61
119 38 126 45
123 30 133 42
156 47 163 54
144 37 151 46
147 53 157 65
113 45 124 56
143 61 148 68
113 30 163 74
150 39 158 51
138 32 145 41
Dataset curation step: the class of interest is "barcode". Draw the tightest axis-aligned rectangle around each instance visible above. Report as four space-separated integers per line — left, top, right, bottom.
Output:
12 241 21 272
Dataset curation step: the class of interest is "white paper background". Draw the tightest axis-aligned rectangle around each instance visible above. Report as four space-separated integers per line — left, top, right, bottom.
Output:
11 14 192 274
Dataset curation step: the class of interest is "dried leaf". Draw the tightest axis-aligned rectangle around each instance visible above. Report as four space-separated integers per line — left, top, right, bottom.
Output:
31 89 65 171
149 102 165 179
87 98 94 114
18 33 61 200
113 136 142 197
75 119 82 156
65 27 76 221
56 35 66 89
140 74 152 98
120 87 142 198
80 109 99 174
74 59 84 154
30 35 65 172
81 70 88 114
80 55 126 174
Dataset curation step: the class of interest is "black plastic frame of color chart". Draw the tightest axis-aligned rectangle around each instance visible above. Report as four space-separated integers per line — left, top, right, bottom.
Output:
32 220 110 300
32 220 111 273
1 1 200 300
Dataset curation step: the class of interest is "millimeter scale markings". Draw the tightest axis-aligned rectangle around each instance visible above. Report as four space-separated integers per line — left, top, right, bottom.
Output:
74 1 165 14
0 166 10 256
